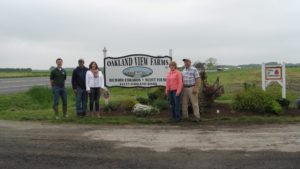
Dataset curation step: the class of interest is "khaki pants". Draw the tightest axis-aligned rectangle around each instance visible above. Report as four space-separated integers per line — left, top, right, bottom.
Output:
181 87 200 119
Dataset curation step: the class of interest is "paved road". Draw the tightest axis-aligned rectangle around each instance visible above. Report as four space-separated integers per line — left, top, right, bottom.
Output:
0 120 299 169
0 77 71 94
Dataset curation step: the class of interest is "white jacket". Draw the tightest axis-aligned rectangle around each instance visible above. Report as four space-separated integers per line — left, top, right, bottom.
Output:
85 70 105 91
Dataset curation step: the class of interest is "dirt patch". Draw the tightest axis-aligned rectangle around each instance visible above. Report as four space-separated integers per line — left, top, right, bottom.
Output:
83 124 300 152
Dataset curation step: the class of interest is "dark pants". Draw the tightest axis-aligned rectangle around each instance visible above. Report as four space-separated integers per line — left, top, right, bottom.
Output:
89 87 100 112
52 86 67 116
76 86 87 116
168 90 181 121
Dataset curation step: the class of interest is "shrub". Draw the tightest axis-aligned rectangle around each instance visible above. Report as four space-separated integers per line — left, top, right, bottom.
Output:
121 98 138 112
277 98 290 109
232 87 283 114
136 96 149 105
103 101 121 112
147 87 166 103
152 98 169 110
270 101 283 115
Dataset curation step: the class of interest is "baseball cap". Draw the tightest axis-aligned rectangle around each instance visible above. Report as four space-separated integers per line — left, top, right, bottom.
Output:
182 58 191 62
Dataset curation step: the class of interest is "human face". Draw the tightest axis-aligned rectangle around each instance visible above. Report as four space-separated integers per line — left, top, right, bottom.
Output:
78 60 84 68
91 63 97 70
169 65 176 71
56 59 63 68
184 60 191 68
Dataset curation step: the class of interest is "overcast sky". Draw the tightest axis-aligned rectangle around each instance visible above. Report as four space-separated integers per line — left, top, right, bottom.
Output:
0 0 300 69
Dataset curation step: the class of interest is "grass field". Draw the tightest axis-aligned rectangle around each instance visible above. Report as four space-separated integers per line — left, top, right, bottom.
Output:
207 67 300 105
0 67 299 124
0 71 50 78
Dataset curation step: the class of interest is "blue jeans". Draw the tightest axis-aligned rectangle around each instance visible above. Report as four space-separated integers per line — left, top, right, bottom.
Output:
52 86 67 115
89 87 100 112
75 86 87 116
168 90 181 121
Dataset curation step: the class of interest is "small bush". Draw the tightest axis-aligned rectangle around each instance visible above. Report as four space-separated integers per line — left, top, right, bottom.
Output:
232 87 283 114
277 98 290 109
147 87 166 103
121 98 138 112
152 99 169 110
103 101 121 112
136 96 149 105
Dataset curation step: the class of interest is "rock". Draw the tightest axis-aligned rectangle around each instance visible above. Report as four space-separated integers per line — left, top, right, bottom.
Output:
132 104 159 117
296 99 300 109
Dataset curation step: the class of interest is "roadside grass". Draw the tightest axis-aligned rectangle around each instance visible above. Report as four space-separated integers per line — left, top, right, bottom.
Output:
0 71 50 78
0 67 299 125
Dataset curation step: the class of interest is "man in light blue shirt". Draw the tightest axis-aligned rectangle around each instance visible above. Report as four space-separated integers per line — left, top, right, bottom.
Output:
182 58 201 122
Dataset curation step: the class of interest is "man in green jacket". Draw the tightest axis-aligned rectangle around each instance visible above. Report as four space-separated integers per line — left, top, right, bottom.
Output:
50 58 68 119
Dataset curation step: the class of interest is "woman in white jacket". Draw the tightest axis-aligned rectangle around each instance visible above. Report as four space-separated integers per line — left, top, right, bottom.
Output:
86 61 105 117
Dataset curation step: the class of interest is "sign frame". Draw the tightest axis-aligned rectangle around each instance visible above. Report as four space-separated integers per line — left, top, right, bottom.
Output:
262 63 286 98
104 54 172 88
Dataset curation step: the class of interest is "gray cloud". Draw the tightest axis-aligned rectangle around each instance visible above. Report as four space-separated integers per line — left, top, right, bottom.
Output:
0 0 300 69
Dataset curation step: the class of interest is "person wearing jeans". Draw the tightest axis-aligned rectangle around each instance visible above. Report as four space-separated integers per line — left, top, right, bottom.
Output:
86 61 105 118
165 61 183 122
50 58 68 119
72 59 88 117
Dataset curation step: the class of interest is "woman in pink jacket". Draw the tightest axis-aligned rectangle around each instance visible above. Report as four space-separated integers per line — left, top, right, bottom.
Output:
165 61 183 122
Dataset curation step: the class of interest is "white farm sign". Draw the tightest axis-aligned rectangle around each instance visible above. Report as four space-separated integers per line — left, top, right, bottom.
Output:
262 63 286 98
104 54 172 88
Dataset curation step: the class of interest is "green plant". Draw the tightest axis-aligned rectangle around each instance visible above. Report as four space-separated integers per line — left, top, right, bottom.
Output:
121 98 138 112
277 98 290 109
152 99 169 110
147 87 166 103
232 87 283 114
270 101 283 115
103 101 121 112
136 96 149 105
27 86 53 108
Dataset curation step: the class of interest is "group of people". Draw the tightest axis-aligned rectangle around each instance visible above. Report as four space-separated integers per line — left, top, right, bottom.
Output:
165 58 201 122
50 58 105 119
50 57 201 122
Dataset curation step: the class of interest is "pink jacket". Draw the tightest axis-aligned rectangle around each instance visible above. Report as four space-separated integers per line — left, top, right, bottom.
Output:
165 69 183 95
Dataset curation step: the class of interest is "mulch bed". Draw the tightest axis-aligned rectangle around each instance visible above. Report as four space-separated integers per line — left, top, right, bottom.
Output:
100 103 300 118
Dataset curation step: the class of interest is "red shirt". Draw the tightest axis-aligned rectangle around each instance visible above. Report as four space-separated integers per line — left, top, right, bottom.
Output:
165 69 183 95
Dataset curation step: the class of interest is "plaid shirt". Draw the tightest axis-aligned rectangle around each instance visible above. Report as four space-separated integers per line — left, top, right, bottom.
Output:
182 66 200 86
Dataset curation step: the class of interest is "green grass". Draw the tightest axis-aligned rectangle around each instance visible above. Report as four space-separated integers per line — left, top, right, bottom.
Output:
0 71 50 78
207 67 300 105
0 67 300 125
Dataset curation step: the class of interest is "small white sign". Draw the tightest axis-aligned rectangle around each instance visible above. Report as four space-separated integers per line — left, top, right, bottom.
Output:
104 54 172 88
262 63 286 98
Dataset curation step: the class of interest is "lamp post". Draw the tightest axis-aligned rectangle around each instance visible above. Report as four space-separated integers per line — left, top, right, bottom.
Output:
103 47 107 58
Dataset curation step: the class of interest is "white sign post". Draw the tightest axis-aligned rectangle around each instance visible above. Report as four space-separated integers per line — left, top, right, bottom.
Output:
261 63 286 98
104 54 172 88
